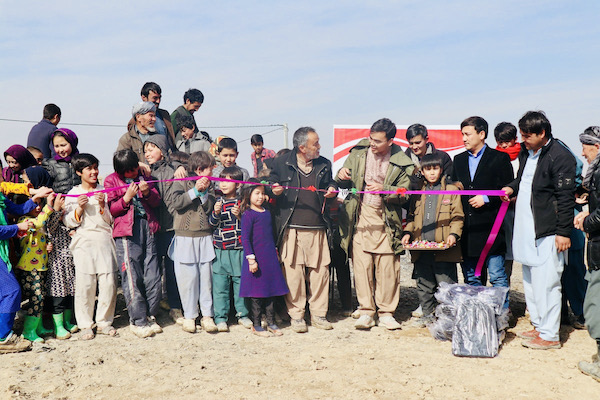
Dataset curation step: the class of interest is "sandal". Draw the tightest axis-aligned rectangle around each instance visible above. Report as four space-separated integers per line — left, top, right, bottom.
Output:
267 324 283 336
80 328 95 341
251 326 272 337
96 325 118 337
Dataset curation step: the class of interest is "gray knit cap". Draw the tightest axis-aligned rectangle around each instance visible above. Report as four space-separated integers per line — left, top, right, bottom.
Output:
143 134 170 157
580 126 600 145
132 101 157 118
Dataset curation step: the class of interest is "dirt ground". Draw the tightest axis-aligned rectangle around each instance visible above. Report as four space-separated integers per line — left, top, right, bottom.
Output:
1 255 598 400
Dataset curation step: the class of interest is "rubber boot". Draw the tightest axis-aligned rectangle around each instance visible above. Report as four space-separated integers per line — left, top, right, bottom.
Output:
36 315 54 337
52 313 71 340
22 316 44 343
63 309 79 333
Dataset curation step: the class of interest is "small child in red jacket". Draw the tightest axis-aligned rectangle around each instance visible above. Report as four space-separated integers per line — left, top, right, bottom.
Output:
105 149 162 338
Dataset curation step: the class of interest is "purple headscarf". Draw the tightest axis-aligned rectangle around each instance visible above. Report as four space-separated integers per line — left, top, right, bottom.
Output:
51 128 79 162
2 144 37 183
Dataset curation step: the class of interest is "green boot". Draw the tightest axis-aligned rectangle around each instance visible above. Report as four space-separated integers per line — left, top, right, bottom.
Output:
23 316 44 343
52 313 71 340
63 309 79 333
36 316 54 337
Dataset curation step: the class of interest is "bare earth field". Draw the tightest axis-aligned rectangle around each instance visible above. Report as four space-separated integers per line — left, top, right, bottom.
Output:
1 255 598 400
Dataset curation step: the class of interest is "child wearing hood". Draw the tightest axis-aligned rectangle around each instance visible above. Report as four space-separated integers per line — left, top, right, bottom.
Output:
42 128 81 339
143 135 184 324
2 145 37 184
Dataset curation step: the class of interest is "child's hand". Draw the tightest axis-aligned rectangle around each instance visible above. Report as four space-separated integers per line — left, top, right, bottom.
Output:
401 234 411 246
47 192 56 208
46 242 53 252
138 179 150 197
196 177 210 192
249 260 258 274
231 202 240 217
446 235 457 247
174 166 187 179
53 194 65 211
214 200 222 214
95 192 106 209
138 162 151 178
17 220 34 232
77 194 89 208
32 187 53 203
124 182 139 203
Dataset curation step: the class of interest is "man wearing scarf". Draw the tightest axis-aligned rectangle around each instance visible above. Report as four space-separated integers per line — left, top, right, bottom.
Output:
574 126 600 380
118 102 160 164
503 111 576 350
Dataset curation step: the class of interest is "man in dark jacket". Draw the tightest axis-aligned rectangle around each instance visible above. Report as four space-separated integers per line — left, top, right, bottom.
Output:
171 88 208 143
451 116 513 304
27 104 61 159
405 123 453 179
574 126 600 378
504 111 576 350
268 127 337 333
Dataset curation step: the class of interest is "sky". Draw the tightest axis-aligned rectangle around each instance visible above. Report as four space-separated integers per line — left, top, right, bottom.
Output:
0 1 598 174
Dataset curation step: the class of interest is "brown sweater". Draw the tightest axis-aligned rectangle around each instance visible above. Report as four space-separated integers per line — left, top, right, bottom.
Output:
167 177 214 237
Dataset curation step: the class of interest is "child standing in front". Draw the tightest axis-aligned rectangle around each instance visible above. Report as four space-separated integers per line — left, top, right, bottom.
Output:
42 128 81 339
208 166 252 332
63 154 118 340
401 154 464 327
239 182 288 337
105 149 162 338
14 185 57 343
168 151 218 334
143 135 184 324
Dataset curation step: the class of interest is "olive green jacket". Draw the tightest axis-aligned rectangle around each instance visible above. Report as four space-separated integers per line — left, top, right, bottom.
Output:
336 140 414 256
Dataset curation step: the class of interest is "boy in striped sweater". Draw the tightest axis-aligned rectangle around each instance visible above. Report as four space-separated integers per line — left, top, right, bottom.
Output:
208 166 252 332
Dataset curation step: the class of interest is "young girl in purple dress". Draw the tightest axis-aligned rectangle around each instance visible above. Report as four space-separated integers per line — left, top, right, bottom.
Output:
239 182 288 337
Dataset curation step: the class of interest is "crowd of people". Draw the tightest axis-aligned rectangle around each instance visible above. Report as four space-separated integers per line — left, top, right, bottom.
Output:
0 81 598 382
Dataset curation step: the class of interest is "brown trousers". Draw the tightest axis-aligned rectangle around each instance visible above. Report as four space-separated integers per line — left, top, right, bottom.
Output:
281 228 330 319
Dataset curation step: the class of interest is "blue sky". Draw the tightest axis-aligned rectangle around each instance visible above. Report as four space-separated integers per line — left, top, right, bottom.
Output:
0 1 598 173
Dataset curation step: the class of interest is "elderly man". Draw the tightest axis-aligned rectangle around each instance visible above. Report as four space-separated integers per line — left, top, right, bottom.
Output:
27 103 61 159
337 118 414 330
574 126 600 380
127 82 176 150
268 127 337 333
503 111 576 350
118 102 159 164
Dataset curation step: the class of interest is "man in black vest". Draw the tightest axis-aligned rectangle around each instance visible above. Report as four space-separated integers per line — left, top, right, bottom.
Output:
269 127 337 333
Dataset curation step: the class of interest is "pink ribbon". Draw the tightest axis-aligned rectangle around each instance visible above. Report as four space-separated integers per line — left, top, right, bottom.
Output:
62 175 508 278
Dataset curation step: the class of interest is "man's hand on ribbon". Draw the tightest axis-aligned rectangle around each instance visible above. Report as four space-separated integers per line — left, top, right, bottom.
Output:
324 186 337 198
500 186 513 202
271 183 284 196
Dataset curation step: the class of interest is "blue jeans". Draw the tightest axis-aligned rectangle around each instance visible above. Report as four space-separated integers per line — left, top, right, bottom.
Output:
461 255 509 308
